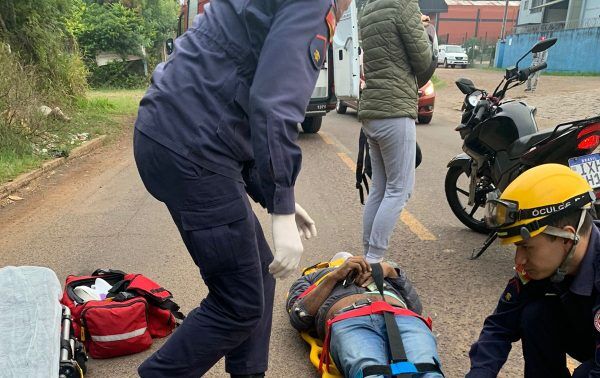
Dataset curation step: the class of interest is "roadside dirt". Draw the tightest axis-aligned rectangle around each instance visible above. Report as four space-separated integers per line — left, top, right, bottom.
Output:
435 68 600 130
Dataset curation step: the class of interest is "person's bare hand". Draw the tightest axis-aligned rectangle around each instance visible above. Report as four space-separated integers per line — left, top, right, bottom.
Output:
355 274 373 287
330 256 371 282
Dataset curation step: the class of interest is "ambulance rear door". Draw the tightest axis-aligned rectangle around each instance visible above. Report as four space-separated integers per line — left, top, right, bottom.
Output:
332 2 360 102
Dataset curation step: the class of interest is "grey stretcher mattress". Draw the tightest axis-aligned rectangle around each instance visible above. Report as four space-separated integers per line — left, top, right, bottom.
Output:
0 266 62 378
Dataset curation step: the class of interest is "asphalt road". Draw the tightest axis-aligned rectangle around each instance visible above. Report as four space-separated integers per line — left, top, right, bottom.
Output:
0 70 529 377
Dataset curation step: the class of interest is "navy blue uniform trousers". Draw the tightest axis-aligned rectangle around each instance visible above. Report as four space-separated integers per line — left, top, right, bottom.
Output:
134 129 275 377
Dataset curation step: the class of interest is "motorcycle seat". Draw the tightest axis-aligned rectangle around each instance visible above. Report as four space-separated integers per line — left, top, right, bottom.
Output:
507 128 555 158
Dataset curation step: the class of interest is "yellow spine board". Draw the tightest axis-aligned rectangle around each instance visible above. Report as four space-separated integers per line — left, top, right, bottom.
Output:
296 258 348 378
300 332 343 378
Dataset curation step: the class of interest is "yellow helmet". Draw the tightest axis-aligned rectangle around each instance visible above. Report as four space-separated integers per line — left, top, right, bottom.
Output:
484 164 594 245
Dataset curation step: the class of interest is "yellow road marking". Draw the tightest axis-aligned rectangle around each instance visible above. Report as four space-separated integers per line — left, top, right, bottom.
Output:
318 131 335 145
400 210 437 241
320 131 437 241
337 153 356 171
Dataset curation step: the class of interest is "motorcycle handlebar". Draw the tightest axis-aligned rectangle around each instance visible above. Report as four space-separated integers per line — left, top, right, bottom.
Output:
473 101 488 123
518 62 548 81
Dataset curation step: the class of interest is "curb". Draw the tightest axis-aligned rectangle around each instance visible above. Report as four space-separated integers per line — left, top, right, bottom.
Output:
0 135 107 200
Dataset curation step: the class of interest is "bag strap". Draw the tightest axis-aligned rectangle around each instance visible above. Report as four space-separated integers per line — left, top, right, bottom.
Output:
107 273 186 323
356 130 371 205
159 299 186 323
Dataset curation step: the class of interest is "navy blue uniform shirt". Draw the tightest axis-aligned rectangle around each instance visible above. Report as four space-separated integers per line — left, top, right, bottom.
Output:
135 0 333 214
467 223 600 377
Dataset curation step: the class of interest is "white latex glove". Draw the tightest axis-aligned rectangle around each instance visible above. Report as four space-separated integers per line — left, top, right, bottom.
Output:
269 203 317 279
269 213 304 279
295 203 318 239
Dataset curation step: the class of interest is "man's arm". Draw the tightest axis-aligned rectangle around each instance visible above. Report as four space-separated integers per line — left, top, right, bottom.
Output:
286 270 330 332
466 277 527 378
242 162 267 208
592 308 600 376
394 0 433 76
286 257 372 331
248 0 331 214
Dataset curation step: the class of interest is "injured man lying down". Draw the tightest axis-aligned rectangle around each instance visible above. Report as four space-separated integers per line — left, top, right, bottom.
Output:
286 252 444 378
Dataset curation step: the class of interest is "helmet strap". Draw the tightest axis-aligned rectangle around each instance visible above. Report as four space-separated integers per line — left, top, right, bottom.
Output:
549 209 586 283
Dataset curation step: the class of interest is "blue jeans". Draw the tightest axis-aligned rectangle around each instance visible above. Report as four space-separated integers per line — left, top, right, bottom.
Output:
329 315 442 378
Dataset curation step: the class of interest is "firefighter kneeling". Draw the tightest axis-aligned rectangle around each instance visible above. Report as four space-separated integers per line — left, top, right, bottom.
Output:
467 164 600 377
286 252 443 378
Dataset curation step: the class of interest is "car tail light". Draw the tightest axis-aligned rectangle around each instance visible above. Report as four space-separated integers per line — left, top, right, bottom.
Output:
577 122 600 151
423 81 435 96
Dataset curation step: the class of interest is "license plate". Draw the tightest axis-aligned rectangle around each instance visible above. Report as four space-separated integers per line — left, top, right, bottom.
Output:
569 153 600 188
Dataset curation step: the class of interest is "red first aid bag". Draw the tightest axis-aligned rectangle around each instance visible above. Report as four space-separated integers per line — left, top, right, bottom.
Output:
61 269 184 359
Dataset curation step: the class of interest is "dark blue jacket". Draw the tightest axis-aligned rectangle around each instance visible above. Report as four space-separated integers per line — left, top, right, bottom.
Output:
135 0 333 214
286 264 423 339
467 224 600 377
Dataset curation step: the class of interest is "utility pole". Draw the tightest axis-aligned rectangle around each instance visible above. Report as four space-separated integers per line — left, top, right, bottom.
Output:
500 0 511 40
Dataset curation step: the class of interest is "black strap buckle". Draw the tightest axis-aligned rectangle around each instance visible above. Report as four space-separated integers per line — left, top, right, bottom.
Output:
352 298 372 309
336 298 373 315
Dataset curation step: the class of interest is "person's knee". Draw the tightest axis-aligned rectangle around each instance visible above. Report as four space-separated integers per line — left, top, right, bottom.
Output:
201 296 265 327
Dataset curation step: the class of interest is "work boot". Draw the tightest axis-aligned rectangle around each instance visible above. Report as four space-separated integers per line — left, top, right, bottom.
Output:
230 374 265 378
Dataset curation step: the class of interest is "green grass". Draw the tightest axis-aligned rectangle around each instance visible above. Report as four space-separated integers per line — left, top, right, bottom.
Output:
472 64 600 77
431 74 447 90
0 153 42 184
0 89 143 185
473 64 504 72
541 71 600 77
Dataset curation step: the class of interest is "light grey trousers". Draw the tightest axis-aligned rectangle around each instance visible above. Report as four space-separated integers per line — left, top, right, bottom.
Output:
526 71 541 90
361 117 416 263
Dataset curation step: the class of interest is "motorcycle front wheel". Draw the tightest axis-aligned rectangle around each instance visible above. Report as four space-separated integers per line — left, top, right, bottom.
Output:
444 166 491 234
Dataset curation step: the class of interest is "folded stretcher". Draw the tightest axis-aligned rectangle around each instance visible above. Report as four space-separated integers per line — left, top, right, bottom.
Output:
0 266 87 378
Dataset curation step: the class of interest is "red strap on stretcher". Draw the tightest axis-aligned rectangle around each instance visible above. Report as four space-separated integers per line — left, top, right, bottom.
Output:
318 301 433 373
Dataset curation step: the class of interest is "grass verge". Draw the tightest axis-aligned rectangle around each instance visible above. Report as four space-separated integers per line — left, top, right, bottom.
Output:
432 74 447 90
0 89 143 184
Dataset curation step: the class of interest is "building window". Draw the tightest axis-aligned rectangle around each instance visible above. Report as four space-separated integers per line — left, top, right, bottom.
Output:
530 0 542 13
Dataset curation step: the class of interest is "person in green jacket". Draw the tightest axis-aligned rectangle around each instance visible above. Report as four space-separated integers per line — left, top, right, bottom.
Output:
358 0 432 263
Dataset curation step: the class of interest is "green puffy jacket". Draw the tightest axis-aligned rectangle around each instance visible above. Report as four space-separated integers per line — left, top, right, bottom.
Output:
358 0 432 120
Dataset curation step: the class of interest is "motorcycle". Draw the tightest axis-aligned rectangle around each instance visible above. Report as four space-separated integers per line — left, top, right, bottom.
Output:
444 37 600 249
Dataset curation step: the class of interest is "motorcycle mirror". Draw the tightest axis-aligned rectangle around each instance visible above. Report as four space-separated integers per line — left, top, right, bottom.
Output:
455 78 476 94
505 66 518 80
515 37 557 68
531 37 557 53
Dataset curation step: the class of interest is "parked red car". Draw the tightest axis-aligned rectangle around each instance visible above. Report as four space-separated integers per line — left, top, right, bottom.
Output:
417 80 435 124
336 80 436 124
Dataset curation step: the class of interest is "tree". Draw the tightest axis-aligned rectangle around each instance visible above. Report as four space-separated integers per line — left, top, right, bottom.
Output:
74 0 178 88
0 0 87 100
76 3 145 60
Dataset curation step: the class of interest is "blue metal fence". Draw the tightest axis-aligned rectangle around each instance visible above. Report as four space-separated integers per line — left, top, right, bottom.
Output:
495 27 600 73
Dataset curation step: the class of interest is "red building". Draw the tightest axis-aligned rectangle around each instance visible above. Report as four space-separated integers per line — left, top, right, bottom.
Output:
428 0 520 44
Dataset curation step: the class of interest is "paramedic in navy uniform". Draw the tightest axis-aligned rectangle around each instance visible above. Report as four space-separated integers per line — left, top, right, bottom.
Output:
133 0 351 377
